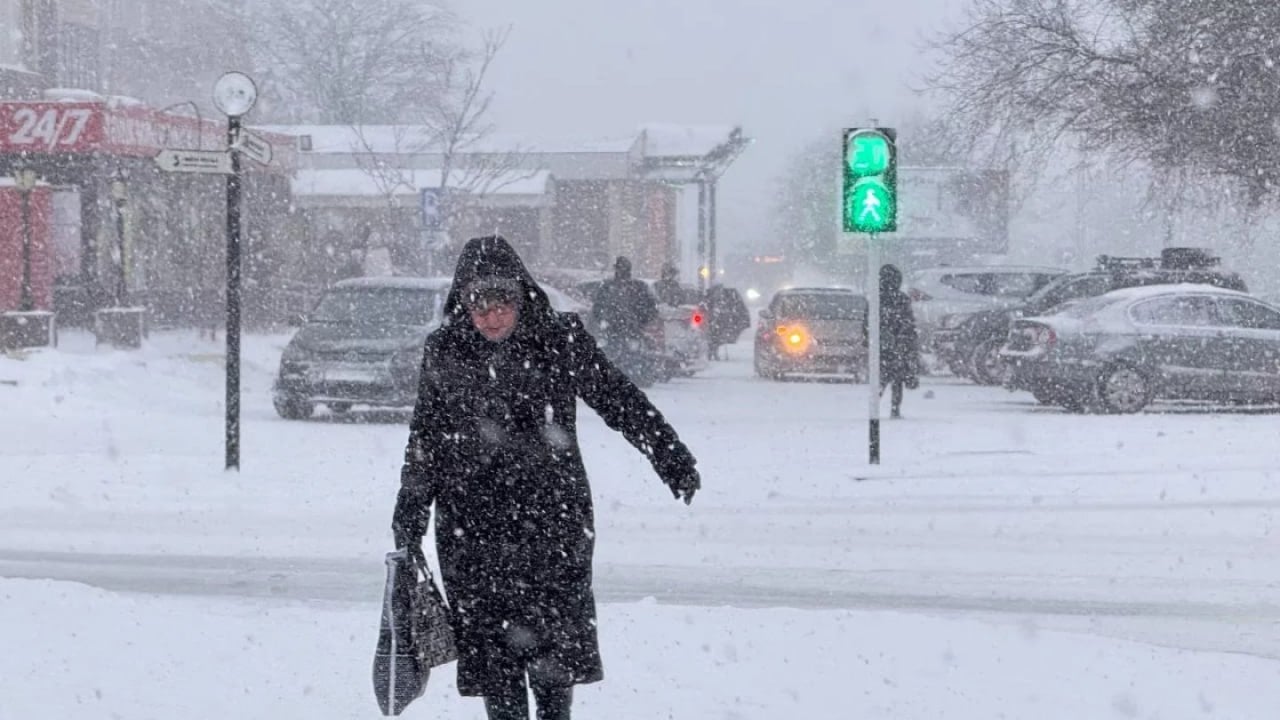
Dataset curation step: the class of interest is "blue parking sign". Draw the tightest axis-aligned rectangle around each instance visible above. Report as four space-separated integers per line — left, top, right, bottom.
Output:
420 188 443 231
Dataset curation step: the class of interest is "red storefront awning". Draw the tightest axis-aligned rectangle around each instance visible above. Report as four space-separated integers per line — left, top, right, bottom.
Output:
0 99 296 173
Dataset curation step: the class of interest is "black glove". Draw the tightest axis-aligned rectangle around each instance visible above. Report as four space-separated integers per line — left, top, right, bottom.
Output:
665 466 701 505
392 486 431 548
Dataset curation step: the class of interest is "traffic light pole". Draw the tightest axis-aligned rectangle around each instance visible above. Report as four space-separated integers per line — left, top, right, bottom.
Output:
225 116 243 471
867 234 881 465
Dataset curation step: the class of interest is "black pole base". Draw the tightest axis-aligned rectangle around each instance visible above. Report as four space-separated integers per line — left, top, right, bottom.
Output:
869 418 881 465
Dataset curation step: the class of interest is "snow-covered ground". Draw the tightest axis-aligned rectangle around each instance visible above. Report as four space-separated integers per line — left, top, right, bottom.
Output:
2 330 1278 718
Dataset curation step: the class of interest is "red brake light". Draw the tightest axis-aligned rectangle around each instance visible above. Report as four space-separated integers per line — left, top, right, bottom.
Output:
691 312 704 327
908 288 932 302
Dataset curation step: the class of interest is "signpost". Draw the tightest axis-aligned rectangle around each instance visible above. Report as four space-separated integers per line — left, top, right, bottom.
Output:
212 71 259 471
842 127 898 465
236 131 273 166
153 148 231 174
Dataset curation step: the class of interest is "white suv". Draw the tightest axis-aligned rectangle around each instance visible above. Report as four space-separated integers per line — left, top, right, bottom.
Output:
906 265 1066 351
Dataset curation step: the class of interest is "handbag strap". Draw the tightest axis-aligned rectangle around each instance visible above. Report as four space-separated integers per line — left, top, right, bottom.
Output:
406 543 450 605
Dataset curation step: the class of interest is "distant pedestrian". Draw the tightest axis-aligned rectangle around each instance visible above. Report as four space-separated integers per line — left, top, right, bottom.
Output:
875 264 920 418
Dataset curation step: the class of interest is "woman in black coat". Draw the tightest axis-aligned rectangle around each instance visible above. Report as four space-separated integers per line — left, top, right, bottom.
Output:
877 264 920 418
392 236 701 720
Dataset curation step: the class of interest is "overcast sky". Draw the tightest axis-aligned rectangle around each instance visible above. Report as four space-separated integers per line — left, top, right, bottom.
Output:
462 0 959 253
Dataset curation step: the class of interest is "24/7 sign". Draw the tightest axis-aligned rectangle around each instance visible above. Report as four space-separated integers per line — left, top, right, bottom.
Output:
0 105 102 151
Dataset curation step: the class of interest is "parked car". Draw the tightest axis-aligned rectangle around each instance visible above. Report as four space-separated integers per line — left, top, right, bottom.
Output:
273 277 450 419
272 276 592 420
907 265 1067 360
935 249 1248 385
754 287 868 380
1001 284 1280 413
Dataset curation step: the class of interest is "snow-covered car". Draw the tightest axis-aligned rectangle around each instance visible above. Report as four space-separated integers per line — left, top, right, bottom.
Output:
1002 284 1280 413
272 277 619 419
273 277 451 419
934 250 1247 386
907 265 1066 355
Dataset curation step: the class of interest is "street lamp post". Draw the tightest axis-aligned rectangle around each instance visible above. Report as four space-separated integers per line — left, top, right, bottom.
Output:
13 168 37 312
213 71 258 472
110 174 128 307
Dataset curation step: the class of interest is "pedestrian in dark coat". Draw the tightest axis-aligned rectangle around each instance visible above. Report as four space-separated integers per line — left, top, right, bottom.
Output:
876 263 920 418
590 256 660 342
392 236 701 720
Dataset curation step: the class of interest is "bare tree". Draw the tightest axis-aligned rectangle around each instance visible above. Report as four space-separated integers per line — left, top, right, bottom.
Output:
926 0 1280 205
411 27 536 263
252 0 456 123
422 29 533 211
343 28 535 273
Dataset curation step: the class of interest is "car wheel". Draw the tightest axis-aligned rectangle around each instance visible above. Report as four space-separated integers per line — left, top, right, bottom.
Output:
1098 365 1152 414
970 339 1011 386
754 352 780 380
1031 386 1062 406
274 394 314 420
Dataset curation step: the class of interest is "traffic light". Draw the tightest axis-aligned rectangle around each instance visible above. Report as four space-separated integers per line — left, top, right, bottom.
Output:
841 127 897 233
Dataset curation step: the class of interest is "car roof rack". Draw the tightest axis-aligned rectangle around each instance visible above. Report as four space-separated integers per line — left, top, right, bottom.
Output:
1096 247 1223 272
1096 255 1158 271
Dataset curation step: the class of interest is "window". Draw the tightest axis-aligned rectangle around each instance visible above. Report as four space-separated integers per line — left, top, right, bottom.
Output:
777 294 866 319
939 273 985 295
1129 296 1219 327
1033 275 1110 313
940 272 1055 298
1215 299 1280 331
311 288 441 326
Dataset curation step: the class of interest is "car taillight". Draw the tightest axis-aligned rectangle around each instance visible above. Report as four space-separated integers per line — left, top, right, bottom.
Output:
1030 324 1057 349
691 311 704 327
776 325 811 354
908 288 932 302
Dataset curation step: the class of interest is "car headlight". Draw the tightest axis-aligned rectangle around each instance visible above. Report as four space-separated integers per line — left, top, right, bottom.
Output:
746 288 762 302
941 313 973 329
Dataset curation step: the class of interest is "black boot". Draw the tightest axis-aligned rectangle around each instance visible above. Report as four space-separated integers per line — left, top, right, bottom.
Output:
532 683 573 720
485 691 530 720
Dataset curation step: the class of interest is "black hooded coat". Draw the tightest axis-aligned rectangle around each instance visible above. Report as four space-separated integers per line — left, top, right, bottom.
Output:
876 264 920 383
395 236 699 697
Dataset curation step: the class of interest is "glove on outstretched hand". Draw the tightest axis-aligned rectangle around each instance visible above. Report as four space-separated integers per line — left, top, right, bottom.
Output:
665 466 701 505
392 486 431 548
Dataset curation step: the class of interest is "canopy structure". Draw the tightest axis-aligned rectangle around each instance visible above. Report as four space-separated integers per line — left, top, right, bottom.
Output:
637 124 752 286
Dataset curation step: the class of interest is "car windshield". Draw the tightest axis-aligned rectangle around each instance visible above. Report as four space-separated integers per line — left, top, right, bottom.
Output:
777 294 865 318
310 288 440 326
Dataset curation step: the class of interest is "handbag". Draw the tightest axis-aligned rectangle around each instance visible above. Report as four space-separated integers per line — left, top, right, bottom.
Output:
372 547 457 716
406 545 458 669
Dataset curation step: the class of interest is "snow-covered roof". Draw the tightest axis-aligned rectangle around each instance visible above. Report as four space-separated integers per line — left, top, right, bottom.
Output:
639 123 742 158
256 125 640 156
911 265 1067 276
1100 283 1249 302
292 168 553 198
332 277 453 291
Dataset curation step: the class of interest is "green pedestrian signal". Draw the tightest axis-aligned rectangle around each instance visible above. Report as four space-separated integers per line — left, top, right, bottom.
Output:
842 128 897 233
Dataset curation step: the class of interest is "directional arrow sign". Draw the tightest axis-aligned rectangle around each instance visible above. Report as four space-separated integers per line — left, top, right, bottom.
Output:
154 149 232 174
236 132 273 166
